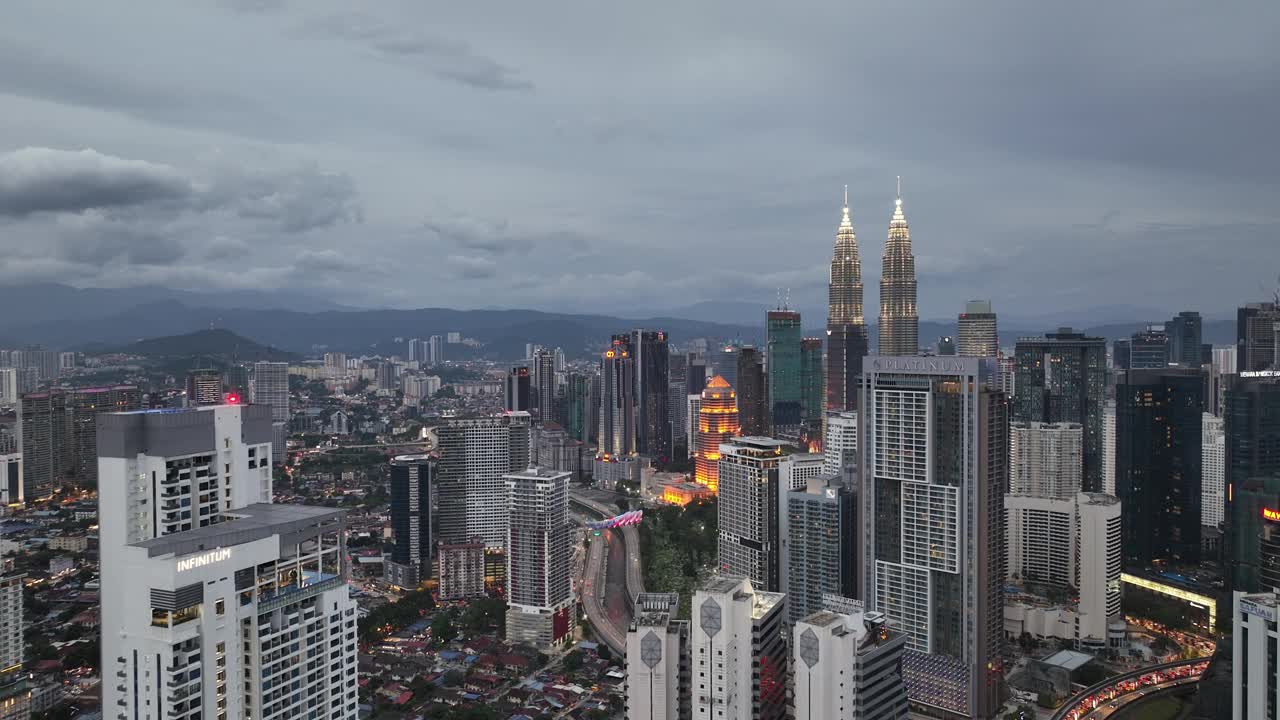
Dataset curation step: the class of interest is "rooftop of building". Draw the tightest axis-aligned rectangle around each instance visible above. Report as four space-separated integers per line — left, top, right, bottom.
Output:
390 453 433 464
1039 649 1094 671
504 466 572 480
132 503 346 558
789 452 823 463
1079 492 1120 506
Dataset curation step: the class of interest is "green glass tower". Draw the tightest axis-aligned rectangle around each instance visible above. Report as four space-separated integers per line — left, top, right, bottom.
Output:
767 310 803 430
800 337 823 432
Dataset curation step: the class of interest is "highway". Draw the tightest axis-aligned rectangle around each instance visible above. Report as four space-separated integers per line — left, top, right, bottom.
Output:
570 489 645 656
1051 658 1211 720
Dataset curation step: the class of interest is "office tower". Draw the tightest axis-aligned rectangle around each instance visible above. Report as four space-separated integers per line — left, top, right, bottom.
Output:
782 474 857 623
633 330 671 459
1225 373 1280 593
0 368 33 404
1203 413 1226 528
448 331 462 344
553 347 566 372
690 576 787 720
185 368 223 406
0 453 20 505
252 361 289 464
800 337 824 430
794 600 909 720
686 394 701 462
504 468 574 649
0 557 29 720
598 335 636 458
533 349 555 419
826 188 869 413
957 300 998 357
823 411 858 475
0 429 13 456
1009 421 1083 499
713 344 739 390
861 355 1005 719
98 403 358 720
505 366 531 412
781 451 825 491
375 360 397 392
668 353 687 458
385 454 433 589
1232 593 1280 719
767 310 803 430
935 336 956 356
1168 311 1203 367
68 386 142 486
1102 401 1116 495
533 423 585 483
1237 302 1280 372
437 539 486 601
1075 494 1123 648
735 347 768 436
428 335 445 364
878 181 919 356
1204 360 1229 417
626 593 690 720
436 412 531 548
1013 328 1107 492
224 363 250 397
717 436 790 590
19 386 141 498
994 353 1016 398
693 377 738 492
564 373 593 443
1116 368 1203 567
407 338 427 363
686 351 707 396
1126 324 1170 369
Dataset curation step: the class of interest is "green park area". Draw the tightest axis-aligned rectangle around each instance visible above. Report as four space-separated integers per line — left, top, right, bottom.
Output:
638 498 718 619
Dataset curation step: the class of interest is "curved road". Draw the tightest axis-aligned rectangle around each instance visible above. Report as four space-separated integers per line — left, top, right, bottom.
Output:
570 490 645 656
1051 658 1211 720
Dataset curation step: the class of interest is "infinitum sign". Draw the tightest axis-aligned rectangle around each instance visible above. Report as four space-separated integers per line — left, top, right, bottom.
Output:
176 548 232 572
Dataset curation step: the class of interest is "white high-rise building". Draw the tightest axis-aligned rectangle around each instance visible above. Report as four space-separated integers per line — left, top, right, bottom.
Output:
504 467 574 649
686 394 702 457
956 300 998 358
0 454 19 506
1233 592 1280 720
1010 421 1082 499
860 356 1006 719
435 413 531 548
98 403 358 720
794 599 909 720
1005 492 1121 648
428 335 444 365
1213 345 1237 375
626 593 689 720
781 452 824 492
1102 401 1116 496
1202 413 1226 527
0 557 29 720
252 361 289 464
0 369 16 404
822 411 858 475
717 437 791 592
691 576 787 720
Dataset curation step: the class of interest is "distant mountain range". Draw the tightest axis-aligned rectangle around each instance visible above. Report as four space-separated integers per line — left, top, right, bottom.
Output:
89 328 299 362
0 283 1238 358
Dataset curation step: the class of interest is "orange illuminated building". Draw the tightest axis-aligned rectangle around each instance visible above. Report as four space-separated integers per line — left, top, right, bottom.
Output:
694 375 739 492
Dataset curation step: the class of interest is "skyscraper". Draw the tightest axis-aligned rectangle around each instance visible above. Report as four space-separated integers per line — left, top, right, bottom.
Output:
1237 301 1280 372
625 593 690 720
861 355 1005 719
1102 400 1117 495
1167 310 1203 368
794 599 909 720
1 453 21 505
686 351 707 397
782 473 857 623
385 454 433 589
957 300 999 357
531 349 555 419
1009 421 1083 499
436 413 531 548
878 180 918 356
1126 324 1170 369
598 335 636 458
800 337 823 433
98 403 358 720
766 310 803 430
1203 413 1225 528
506 366 531 412
19 385 141 498
717 436 790 591
1013 328 1107 492
1116 368 1203 567
252 361 289 464
668 353 687 459
935 336 956 356
633 329 671 459
823 411 858 475
826 188 869 413
504 467 574 649
693 376 738 492
428 334 445 364
690 576 787 720
0 555 29 719
735 347 768 436
713 344 739 390
185 368 224 406
1225 373 1280 593
564 372 593 443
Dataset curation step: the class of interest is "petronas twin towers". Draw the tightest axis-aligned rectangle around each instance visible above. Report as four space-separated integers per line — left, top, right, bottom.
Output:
824 180 919 410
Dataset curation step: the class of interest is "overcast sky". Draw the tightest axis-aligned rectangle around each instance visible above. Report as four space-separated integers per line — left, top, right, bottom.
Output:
0 1 1276 319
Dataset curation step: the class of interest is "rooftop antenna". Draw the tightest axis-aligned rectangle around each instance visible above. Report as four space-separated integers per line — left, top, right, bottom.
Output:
844 184 848 208
896 175 903 205
784 287 791 310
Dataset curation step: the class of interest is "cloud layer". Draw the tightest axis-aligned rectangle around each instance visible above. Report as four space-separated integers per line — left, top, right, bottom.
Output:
0 2 1275 319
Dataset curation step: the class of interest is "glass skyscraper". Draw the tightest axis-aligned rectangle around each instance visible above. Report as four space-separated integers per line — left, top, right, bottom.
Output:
766 310 802 430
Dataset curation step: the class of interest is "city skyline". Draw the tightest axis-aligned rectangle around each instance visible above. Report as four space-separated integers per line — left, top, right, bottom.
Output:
0 4 1275 317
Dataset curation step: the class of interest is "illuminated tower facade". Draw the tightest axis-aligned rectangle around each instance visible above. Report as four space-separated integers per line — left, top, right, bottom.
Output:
826 187 869 411
694 376 739 492
878 179 919 356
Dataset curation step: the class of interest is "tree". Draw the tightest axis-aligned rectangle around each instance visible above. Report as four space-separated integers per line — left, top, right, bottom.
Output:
432 613 455 644
597 645 612 662
1036 691 1056 709
563 649 584 672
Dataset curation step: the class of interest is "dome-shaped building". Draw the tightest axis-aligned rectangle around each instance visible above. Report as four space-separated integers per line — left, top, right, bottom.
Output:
694 375 739 492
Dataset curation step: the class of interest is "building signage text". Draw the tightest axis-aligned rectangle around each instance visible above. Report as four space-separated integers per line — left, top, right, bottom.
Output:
176 548 232 572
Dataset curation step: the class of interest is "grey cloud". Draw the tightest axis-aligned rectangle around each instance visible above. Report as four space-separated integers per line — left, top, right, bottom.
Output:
212 167 362 233
294 249 363 274
307 12 532 91
0 147 191 216
445 254 498 279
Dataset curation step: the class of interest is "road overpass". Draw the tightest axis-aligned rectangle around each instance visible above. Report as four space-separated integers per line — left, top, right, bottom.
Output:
1051 657 1211 720
570 490 645 656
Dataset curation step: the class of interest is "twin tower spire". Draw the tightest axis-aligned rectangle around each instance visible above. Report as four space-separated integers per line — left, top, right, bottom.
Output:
826 179 919 357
